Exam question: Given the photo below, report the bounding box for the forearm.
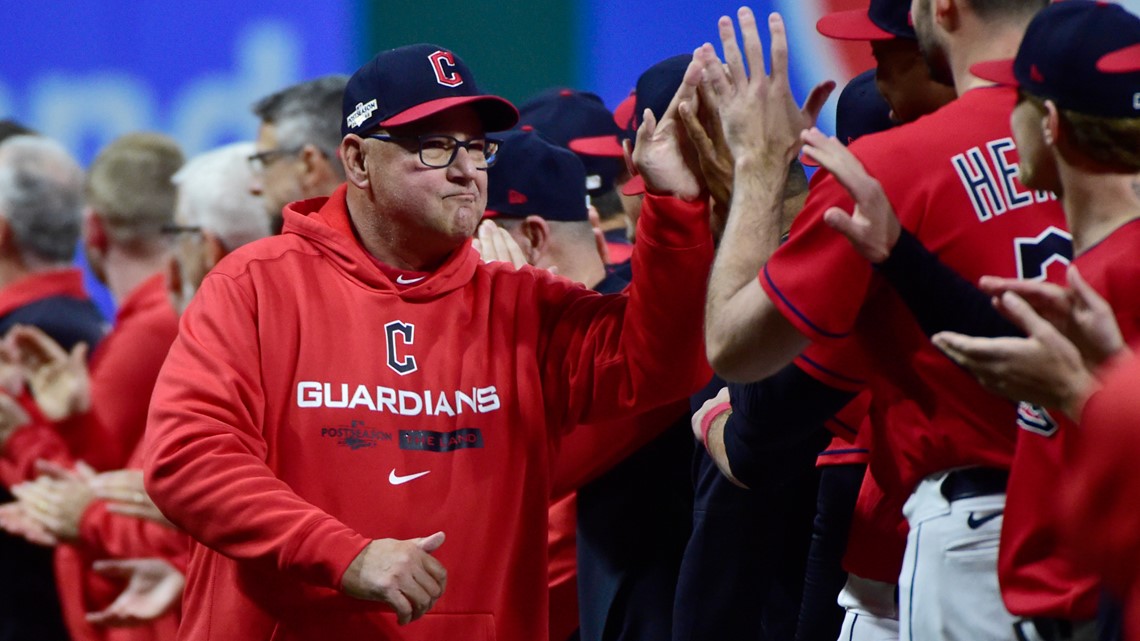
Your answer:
[878,229,1021,339]
[706,158,806,381]
[723,364,856,489]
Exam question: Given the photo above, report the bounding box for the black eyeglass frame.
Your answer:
[246,147,304,172]
[365,134,501,169]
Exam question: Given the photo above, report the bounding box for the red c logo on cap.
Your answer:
[428,50,463,87]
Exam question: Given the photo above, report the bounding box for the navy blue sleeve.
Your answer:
[875,228,1022,339]
[722,364,855,489]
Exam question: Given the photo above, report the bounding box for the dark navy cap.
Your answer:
[485,129,588,222]
[817,0,914,41]
[802,68,895,167]
[837,68,896,145]
[622,54,691,195]
[972,1,1140,119]
[569,91,637,158]
[518,88,624,196]
[342,44,519,137]
[634,54,691,127]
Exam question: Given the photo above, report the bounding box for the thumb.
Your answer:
[74,460,97,482]
[416,531,446,553]
[70,342,88,366]
[822,206,859,240]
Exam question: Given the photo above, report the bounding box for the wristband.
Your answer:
[699,401,732,447]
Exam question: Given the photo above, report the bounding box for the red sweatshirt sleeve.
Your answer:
[143,272,369,590]
[76,501,189,569]
[550,399,688,499]
[540,194,713,430]
[0,412,74,487]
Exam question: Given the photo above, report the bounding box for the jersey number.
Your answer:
[1014,226,1072,281]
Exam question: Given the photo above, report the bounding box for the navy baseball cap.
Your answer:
[801,68,895,167]
[342,44,519,137]
[485,129,588,222]
[518,88,624,196]
[972,1,1140,119]
[569,91,638,158]
[622,54,691,196]
[817,0,914,41]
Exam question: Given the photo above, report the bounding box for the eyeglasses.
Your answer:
[247,147,302,173]
[160,224,203,236]
[366,134,501,169]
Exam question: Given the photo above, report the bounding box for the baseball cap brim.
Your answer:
[971,59,1017,87]
[1098,43,1140,73]
[620,174,646,196]
[381,95,520,131]
[570,134,625,157]
[817,10,894,41]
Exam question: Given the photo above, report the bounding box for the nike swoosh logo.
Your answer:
[966,510,1003,529]
[395,275,425,285]
[389,469,430,485]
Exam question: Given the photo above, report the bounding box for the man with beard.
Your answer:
[700,2,1061,639]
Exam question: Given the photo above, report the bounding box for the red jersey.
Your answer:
[761,86,1069,495]
[1063,350,1140,639]
[999,218,1140,619]
[143,186,713,641]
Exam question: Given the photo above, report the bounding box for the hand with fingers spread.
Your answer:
[472,220,529,268]
[4,324,90,422]
[341,532,448,625]
[86,558,185,627]
[698,9,834,171]
[627,55,706,201]
[979,266,1125,367]
[13,460,97,541]
[677,85,734,230]
[932,291,1099,419]
[90,468,174,528]
[801,127,901,263]
[0,500,58,546]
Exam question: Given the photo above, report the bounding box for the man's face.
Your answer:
[364,106,488,252]
[911,0,954,87]
[168,209,210,315]
[249,122,303,234]
[1009,98,1057,193]
[872,38,957,123]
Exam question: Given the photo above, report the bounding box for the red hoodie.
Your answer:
[143,186,712,641]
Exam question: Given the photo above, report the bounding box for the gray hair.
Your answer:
[0,135,84,265]
[173,142,271,251]
[252,75,348,178]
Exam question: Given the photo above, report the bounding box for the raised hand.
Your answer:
[801,127,901,263]
[86,558,186,626]
[90,468,174,528]
[4,325,90,422]
[698,8,834,171]
[932,292,1099,418]
[628,55,706,202]
[980,266,1125,367]
[677,83,734,236]
[341,532,448,625]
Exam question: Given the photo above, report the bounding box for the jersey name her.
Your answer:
[951,136,1055,222]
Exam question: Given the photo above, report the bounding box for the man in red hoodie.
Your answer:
[143,44,714,641]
